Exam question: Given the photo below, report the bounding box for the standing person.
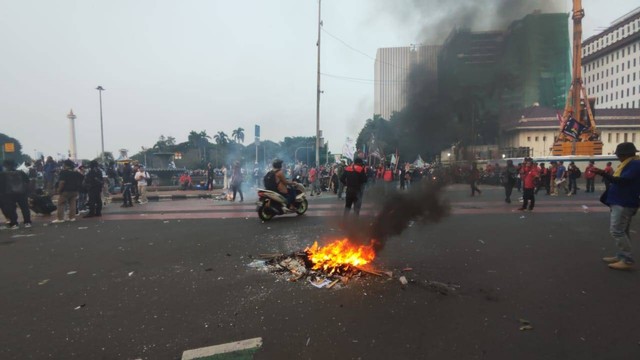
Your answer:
[469,162,482,196]
[76,165,88,214]
[230,161,244,202]
[340,158,367,216]
[584,160,597,193]
[549,161,558,195]
[535,162,550,195]
[336,160,346,199]
[594,142,640,271]
[134,165,149,204]
[554,161,568,195]
[221,165,229,190]
[308,166,320,196]
[502,159,517,203]
[84,160,104,218]
[0,160,31,229]
[53,160,84,223]
[515,163,523,193]
[132,164,140,204]
[120,162,134,208]
[519,158,539,211]
[43,156,57,193]
[602,161,614,191]
[567,162,580,196]
[206,163,215,191]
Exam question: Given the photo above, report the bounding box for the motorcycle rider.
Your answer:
[270,159,297,211]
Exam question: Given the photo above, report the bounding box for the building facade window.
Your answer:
[608,133,612,143]
[616,133,620,142]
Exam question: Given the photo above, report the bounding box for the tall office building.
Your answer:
[582,7,640,109]
[374,45,440,120]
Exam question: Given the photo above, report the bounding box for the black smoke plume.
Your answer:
[340,181,450,252]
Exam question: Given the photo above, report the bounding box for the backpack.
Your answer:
[263,170,278,191]
[574,168,582,178]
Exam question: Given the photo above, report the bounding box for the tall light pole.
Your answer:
[96,86,105,165]
[315,0,322,167]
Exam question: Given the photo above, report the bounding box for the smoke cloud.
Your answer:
[340,181,450,252]
[373,0,565,44]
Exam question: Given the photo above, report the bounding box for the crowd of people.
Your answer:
[1,142,638,273]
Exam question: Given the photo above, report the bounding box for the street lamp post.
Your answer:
[315,0,322,167]
[96,86,105,165]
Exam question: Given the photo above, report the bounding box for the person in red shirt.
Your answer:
[584,160,597,193]
[519,158,540,211]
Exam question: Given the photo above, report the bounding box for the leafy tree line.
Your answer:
[130,129,330,169]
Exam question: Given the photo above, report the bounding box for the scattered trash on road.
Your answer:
[478,239,485,244]
[74,304,86,310]
[128,271,134,277]
[399,276,408,285]
[38,279,50,285]
[67,271,77,275]
[11,234,36,238]
[163,221,170,223]
[519,318,533,331]
[77,227,88,230]
[308,278,332,288]
[581,205,589,213]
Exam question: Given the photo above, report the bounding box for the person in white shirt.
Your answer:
[134,165,150,204]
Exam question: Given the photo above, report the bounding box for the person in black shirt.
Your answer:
[53,160,84,223]
[340,158,368,216]
[84,161,104,217]
[1,160,31,229]
[206,163,215,191]
[120,162,134,207]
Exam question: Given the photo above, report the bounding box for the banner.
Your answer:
[342,137,356,160]
[562,117,587,139]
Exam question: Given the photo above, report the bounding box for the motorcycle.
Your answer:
[256,183,308,221]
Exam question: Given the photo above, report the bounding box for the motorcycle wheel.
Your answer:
[257,203,275,221]
[296,199,308,216]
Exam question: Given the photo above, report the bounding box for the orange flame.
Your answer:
[305,238,376,271]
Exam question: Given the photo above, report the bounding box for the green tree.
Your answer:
[214,131,229,145]
[231,127,245,144]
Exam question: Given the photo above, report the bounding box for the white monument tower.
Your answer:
[67,109,78,161]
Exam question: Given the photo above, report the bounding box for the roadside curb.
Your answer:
[110,193,219,202]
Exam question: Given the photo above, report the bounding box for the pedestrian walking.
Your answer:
[554,161,568,196]
[206,163,215,191]
[567,161,580,195]
[549,161,558,195]
[594,142,640,271]
[336,160,345,199]
[519,157,539,211]
[602,161,614,191]
[535,162,550,195]
[469,162,482,196]
[230,161,244,202]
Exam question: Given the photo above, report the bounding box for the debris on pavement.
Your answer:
[519,318,533,331]
[77,227,88,230]
[308,278,332,288]
[11,234,37,238]
[399,276,409,285]
[128,271,134,277]
[74,304,86,310]
[38,279,50,285]
[66,271,77,275]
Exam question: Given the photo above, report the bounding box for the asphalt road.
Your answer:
[1,185,639,360]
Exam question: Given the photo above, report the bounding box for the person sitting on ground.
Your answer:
[179,172,192,190]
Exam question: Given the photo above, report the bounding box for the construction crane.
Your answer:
[552,0,603,156]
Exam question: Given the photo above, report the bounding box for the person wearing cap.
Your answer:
[594,142,640,271]
[53,159,84,223]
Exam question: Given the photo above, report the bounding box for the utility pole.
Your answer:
[315,0,322,167]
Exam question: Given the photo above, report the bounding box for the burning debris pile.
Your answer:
[256,238,385,289]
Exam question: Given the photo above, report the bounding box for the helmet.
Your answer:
[272,159,283,169]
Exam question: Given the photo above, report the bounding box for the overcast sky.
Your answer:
[1,0,637,160]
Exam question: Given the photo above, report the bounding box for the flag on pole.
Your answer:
[342,137,356,161]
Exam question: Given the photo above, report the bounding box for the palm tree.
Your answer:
[214,131,229,145]
[231,127,245,144]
